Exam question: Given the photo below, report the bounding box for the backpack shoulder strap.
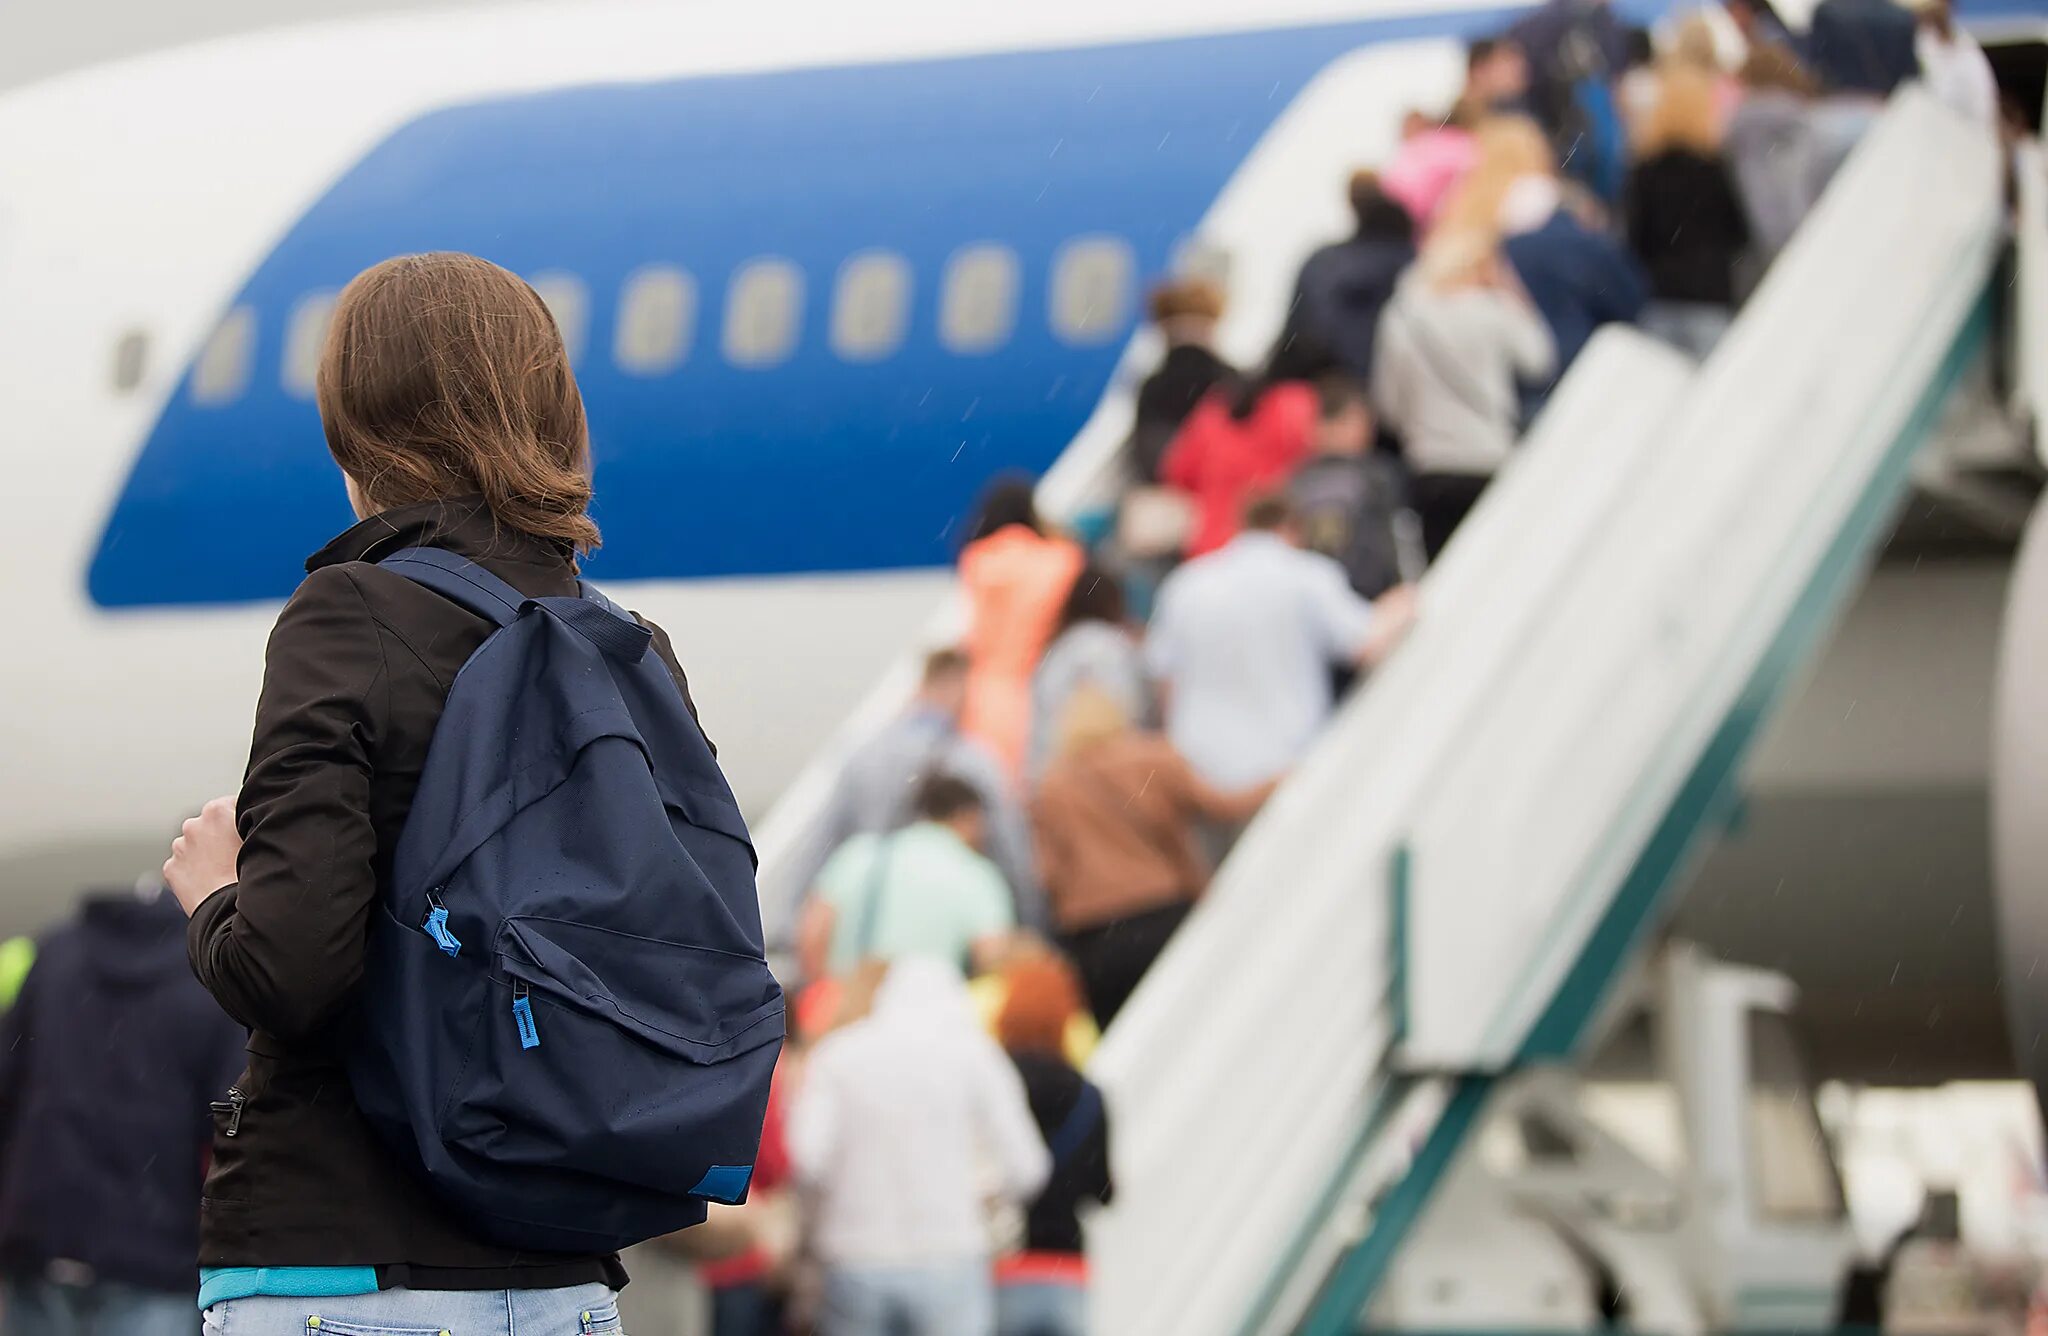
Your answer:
[378,547,527,628]
[1047,1079,1104,1166]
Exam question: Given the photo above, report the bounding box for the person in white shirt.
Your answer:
[1146,493,1417,790]
[1911,0,2001,129]
[788,958,1050,1336]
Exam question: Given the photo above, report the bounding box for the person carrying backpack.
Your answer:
[162,252,781,1336]
[1285,377,1409,599]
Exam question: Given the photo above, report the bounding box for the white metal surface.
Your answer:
[1087,92,2002,1336]
[1399,91,2004,1072]
[1083,329,1695,1336]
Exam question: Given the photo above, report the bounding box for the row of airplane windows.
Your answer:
[135,237,1142,407]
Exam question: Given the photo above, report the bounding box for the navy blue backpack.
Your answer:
[347,547,784,1254]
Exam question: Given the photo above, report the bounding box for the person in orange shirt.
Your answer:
[1159,376,1317,558]
[957,477,1084,779]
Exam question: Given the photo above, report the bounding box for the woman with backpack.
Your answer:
[161,252,756,1335]
[992,952,1114,1336]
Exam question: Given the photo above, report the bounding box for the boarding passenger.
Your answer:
[1270,172,1417,383]
[1031,689,1275,1026]
[1458,34,1535,122]
[1626,65,1751,360]
[1373,233,1555,558]
[0,886,243,1336]
[1508,0,1632,201]
[1616,26,1662,132]
[798,775,1018,983]
[1146,493,1417,791]
[1127,278,1235,484]
[807,648,1042,928]
[1028,564,1149,784]
[1912,0,2000,129]
[958,477,1086,781]
[1161,376,1317,558]
[1725,46,1823,275]
[1441,117,1647,389]
[1806,0,1919,188]
[992,954,1114,1336]
[159,252,708,1333]
[1807,0,1921,97]
[788,959,1049,1336]
[1286,377,1408,599]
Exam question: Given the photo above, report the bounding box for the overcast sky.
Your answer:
[0,0,495,90]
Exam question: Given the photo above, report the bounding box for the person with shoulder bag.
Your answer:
[163,252,782,1336]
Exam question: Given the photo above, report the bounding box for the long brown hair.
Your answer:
[317,252,601,555]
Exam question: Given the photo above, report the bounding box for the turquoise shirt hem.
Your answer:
[198,1266,380,1311]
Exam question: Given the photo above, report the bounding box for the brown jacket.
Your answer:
[1032,732,1256,933]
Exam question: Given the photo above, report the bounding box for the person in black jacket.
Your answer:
[1127,277,1233,483]
[1626,65,1753,360]
[991,953,1112,1336]
[0,886,243,1336]
[160,253,710,1336]
[1268,170,1417,385]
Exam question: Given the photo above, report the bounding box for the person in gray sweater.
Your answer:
[1372,234,1555,558]
[1725,45,1823,283]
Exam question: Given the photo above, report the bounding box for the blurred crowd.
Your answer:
[727,3,2023,1334]
[0,1,2027,1334]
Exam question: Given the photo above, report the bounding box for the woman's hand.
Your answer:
[165,796,242,916]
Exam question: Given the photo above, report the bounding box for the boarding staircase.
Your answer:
[751,89,2013,1334]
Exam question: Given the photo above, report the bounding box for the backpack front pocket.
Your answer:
[440,916,784,1200]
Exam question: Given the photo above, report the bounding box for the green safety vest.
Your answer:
[0,936,34,1011]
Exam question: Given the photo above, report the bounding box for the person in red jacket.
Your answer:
[1159,376,1317,558]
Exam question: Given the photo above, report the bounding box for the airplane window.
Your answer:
[830,251,912,362]
[281,292,337,399]
[614,265,696,376]
[939,244,1019,355]
[723,258,804,368]
[191,306,255,406]
[110,330,149,394]
[527,272,589,364]
[1050,236,1134,345]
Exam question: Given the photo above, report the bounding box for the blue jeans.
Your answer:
[820,1262,992,1336]
[3,1278,198,1336]
[199,1284,620,1335]
[995,1279,1086,1336]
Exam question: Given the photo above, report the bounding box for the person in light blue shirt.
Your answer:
[1147,492,1417,790]
[798,774,1018,981]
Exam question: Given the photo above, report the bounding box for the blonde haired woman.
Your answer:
[1436,115,1646,388]
[1433,115,1558,251]
[1372,229,1555,557]
[1029,688,1272,1026]
[1625,63,1751,359]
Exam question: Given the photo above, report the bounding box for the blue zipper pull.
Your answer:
[511,980,540,1050]
[422,890,461,958]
